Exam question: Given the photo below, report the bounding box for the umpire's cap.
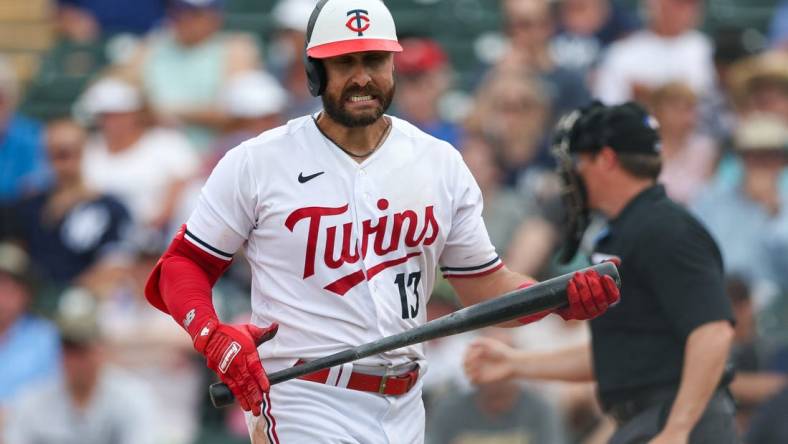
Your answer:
[568,101,661,156]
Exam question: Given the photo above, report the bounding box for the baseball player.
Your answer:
[144,1,620,442]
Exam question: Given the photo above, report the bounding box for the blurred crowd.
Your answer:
[1,0,788,443]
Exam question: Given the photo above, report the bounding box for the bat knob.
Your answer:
[209,382,235,408]
[594,261,621,288]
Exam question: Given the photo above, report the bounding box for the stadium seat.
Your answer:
[19,40,108,121]
[705,0,779,33]
[0,0,52,22]
[223,13,273,36]
[0,23,54,52]
[224,0,276,14]
[4,52,41,86]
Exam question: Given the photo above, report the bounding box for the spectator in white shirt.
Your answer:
[78,76,199,231]
[593,0,715,105]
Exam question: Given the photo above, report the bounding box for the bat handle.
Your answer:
[209,382,234,408]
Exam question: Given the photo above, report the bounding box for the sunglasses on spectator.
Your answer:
[493,99,543,113]
[506,18,549,30]
[739,150,788,161]
[48,145,82,161]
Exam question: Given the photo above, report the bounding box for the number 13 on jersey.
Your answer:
[394,271,421,319]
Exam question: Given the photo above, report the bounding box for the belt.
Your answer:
[605,386,677,425]
[606,386,732,426]
[605,365,736,425]
[295,360,420,396]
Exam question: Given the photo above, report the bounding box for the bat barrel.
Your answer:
[209,262,619,408]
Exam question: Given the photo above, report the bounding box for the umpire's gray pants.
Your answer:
[609,389,740,444]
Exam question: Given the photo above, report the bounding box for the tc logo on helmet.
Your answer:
[346,9,370,36]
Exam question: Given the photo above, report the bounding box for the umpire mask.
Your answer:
[551,109,590,265]
[551,101,661,263]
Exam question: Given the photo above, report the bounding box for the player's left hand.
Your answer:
[193,320,279,416]
[557,269,620,321]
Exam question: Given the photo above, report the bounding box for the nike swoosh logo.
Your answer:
[298,171,325,184]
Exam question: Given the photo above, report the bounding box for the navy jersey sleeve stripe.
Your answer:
[440,256,500,272]
[185,229,233,259]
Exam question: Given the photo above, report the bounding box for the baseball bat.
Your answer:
[209,261,620,408]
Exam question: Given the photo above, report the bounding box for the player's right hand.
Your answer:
[192,320,279,416]
[463,337,518,385]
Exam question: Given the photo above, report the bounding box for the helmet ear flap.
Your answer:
[304,0,331,97]
[305,54,327,97]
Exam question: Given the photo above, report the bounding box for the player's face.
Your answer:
[321,51,396,128]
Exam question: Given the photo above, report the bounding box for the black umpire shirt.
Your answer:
[590,185,734,407]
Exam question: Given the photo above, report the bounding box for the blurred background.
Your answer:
[0,0,787,443]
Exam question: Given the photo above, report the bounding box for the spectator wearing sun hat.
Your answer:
[691,113,788,291]
[170,70,288,250]
[222,71,287,132]
[728,51,788,122]
[78,76,199,231]
[212,71,288,161]
[269,0,321,119]
[191,70,290,177]
[0,244,61,408]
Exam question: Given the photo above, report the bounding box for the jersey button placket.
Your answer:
[356,168,373,272]
[353,167,386,329]
[353,168,374,285]
[359,169,372,201]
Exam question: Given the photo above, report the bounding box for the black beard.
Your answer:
[322,83,395,128]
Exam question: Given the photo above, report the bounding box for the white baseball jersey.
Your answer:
[185,114,501,371]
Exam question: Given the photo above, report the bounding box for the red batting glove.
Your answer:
[192,320,278,416]
[557,270,619,321]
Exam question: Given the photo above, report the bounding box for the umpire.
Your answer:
[464,102,738,444]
